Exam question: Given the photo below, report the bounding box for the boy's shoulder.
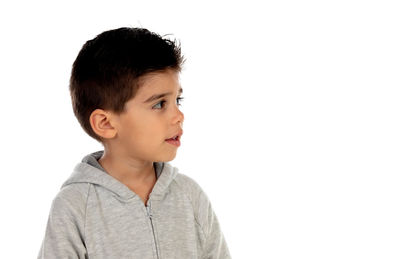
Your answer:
[174,171,200,188]
[173,171,212,210]
[46,183,89,225]
[55,182,90,203]
[173,170,218,240]
[173,171,206,196]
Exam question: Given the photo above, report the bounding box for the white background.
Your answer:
[1,0,399,258]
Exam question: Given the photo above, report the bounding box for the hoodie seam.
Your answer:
[172,178,207,242]
[83,183,90,248]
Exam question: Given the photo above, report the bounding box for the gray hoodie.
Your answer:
[38,150,231,259]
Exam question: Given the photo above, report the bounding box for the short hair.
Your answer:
[69,27,185,144]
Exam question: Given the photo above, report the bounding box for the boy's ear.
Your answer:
[89,109,118,139]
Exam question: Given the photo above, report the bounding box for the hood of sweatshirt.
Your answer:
[61,150,178,201]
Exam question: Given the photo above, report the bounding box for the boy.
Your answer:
[38,27,231,259]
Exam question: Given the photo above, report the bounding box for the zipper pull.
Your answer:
[146,204,153,219]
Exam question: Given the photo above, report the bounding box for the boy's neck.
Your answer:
[98,150,157,188]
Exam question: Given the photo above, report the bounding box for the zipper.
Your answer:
[146,201,160,259]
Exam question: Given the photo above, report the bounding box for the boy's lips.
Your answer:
[165,130,183,141]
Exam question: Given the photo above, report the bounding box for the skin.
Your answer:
[89,69,184,205]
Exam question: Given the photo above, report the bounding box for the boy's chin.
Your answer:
[155,152,177,163]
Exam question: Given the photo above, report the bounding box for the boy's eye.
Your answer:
[153,97,184,109]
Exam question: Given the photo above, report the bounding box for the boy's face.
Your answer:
[108,69,184,162]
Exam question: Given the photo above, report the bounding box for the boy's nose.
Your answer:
[173,106,184,125]
[177,110,184,124]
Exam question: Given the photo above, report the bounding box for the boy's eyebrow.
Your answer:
[144,88,183,103]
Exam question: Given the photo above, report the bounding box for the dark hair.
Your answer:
[69,27,185,144]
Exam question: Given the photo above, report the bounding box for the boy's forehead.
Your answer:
[136,71,181,96]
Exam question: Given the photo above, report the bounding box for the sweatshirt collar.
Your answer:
[62,150,178,201]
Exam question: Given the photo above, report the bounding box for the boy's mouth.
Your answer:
[165,132,182,147]
[166,136,179,141]
[165,130,183,141]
